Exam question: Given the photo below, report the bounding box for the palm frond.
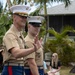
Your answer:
[48,26,74,40]
[12,0,16,5]
[34,0,50,5]
[60,25,74,37]
[50,0,71,7]
[29,5,43,16]
[0,2,3,14]
[48,28,59,38]
[34,0,71,7]
[60,0,71,7]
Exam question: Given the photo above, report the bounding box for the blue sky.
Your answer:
[1,0,6,8]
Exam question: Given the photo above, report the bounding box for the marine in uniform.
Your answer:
[24,16,44,75]
[2,5,41,75]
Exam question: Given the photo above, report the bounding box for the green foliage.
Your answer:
[0,14,13,44]
[44,26,75,66]
[0,2,3,14]
[39,20,46,38]
[34,0,70,6]
[12,0,25,5]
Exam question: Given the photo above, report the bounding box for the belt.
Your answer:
[24,66,43,69]
[38,66,43,69]
[4,63,24,66]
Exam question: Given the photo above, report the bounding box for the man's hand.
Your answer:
[34,34,42,50]
[40,37,43,45]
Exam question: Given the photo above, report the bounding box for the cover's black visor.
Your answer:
[29,22,41,27]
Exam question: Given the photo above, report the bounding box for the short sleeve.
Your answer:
[24,41,35,59]
[3,34,20,51]
[25,41,34,48]
[58,61,61,67]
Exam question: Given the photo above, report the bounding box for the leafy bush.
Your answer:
[44,26,75,66]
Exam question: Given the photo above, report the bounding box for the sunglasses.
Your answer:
[29,23,41,27]
[52,56,55,57]
[31,24,41,27]
[15,13,27,19]
[19,15,27,19]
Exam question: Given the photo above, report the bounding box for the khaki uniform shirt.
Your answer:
[3,25,25,64]
[24,33,43,66]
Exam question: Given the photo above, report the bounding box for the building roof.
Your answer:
[40,1,75,15]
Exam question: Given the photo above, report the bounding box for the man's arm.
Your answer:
[11,47,35,58]
[4,34,41,58]
[11,39,41,58]
[27,58,39,75]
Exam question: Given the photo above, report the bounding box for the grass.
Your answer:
[60,66,75,75]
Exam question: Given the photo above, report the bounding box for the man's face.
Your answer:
[28,24,40,36]
[14,14,27,28]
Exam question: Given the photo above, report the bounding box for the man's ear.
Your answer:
[13,14,17,21]
[28,24,30,28]
[13,14,16,18]
[13,15,15,19]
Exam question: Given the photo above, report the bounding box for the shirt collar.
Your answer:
[28,33,34,40]
[10,24,21,37]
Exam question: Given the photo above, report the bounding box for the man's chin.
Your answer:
[34,32,38,36]
[21,24,25,28]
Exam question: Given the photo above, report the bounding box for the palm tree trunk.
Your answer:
[7,0,12,8]
[44,0,48,43]
[44,1,47,16]
[13,0,16,5]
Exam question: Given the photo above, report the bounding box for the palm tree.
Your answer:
[0,2,3,14]
[7,0,12,8]
[44,25,75,65]
[6,0,71,13]
[0,1,13,44]
[6,0,28,9]
[33,0,71,15]
[0,1,3,44]
[31,0,71,43]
